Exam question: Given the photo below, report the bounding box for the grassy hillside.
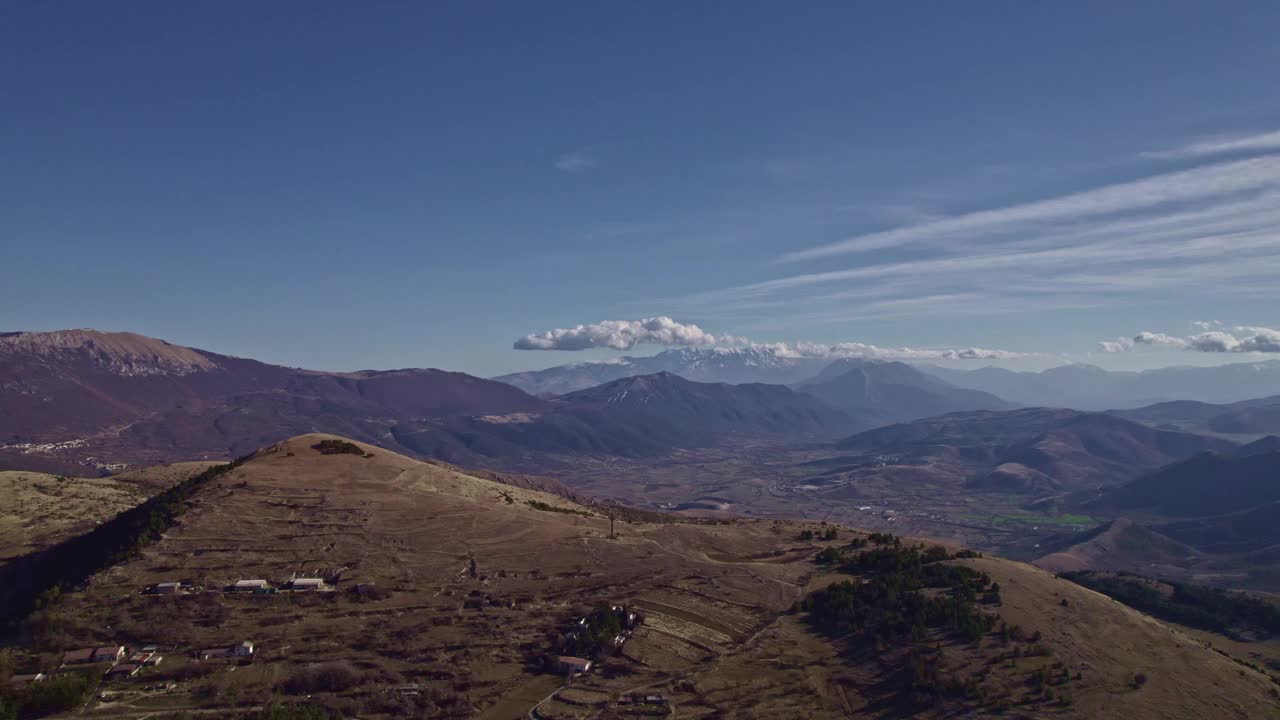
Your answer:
[0,471,152,561]
[2,435,1276,719]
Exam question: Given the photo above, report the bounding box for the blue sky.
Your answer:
[3,2,1280,375]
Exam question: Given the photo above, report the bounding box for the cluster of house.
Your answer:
[58,645,164,681]
[556,605,644,679]
[47,640,254,682]
[146,577,333,596]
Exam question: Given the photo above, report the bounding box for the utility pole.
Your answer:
[608,508,616,539]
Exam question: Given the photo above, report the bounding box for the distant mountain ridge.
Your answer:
[493,346,827,395]
[797,358,1012,424]
[925,360,1280,409]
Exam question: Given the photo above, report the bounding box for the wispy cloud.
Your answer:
[1141,129,1280,160]
[555,148,597,173]
[780,156,1280,262]
[667,149,1280,334]
[1100,325,1280,354]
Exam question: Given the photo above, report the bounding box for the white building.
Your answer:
[233,579,269,592]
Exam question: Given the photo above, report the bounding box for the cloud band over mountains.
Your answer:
[515,317,1029,359]
[514,317,747,351]
[1100,325,1280,354]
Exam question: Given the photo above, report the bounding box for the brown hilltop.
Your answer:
[18,434,1277,719]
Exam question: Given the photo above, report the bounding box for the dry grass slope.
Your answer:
[11,434,1277,719]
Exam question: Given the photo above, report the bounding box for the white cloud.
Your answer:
[515,317,746,351]
[779,155,1280,262]
[1100,326,1280,354]
[515,318,1029,359]
[555,148,596,173]
[1142,129,1280,160]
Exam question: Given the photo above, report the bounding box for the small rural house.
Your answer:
[8,673,46,686]
[153,582,182,594]
[557,656,592,676]
[129,651,162,666]
[233,641,255,657]
[92,646,126,663]
[106,663,141,679]
[61,648,97,665]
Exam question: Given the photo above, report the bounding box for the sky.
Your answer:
[3,2,1280,376]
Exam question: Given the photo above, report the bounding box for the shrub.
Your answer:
[311,440,364,456]
[283,662,361,694]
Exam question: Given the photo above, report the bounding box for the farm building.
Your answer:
[289,577,326,591]
[8,673,45,686]
[232,579,270,592]
[233,641,255,657]
[557,656,592,676]
[153,582,182,594]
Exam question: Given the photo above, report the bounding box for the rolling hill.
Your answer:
[833,408,1235,492]
[2,434,1274,719]
[1032,450,1280,590]
[1113,394,1280,437]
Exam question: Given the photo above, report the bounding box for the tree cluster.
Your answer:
[1062,571,1280,638]
[800,545,998,647]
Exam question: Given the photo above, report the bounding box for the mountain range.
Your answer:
[498,345,1280,411]
[0,330,853,474]
[493,345,826,395]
